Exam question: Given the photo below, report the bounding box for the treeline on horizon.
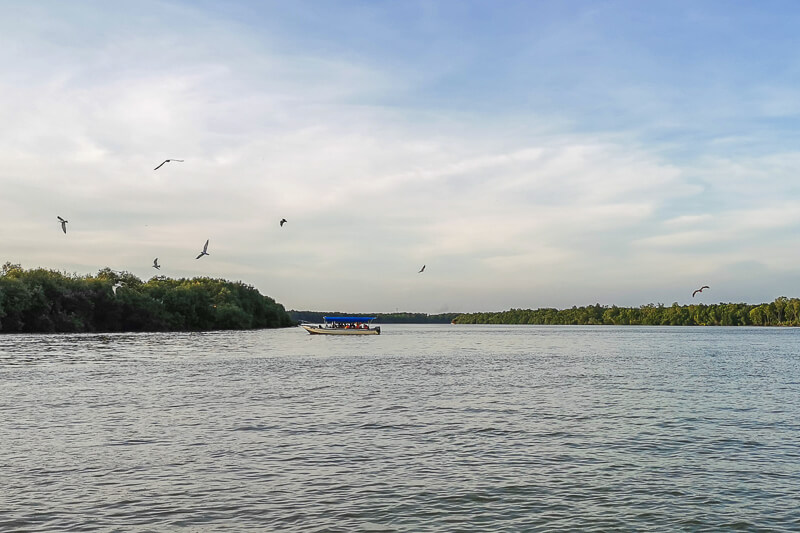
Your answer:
[0,263,294,333]
[290,310,460,324]
[453,298,800,326]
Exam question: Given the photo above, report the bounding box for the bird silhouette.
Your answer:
[57,216,68,234]
[153,258,161,270]
[418,265,426,273]
[154,159,184,170]
[692,285,710,297]
[280,218,287,227]
[196,239,210,259]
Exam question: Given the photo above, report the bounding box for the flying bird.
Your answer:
[57,216,68,234]
[196,239,210,259]
[111,282,123,296]
[154,159,184,171]
[692,285,710,297]
[280,218,287,227]
[153,258,160,270]
[418,265,426,273]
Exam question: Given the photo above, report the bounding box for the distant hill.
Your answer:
[0,263,294,333]
[290,310,460,324]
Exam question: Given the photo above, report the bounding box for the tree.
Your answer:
[0,265,293,333]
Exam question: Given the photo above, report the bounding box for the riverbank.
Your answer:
[290,310,460,324]
[0,264,294,333]
[453,298,800,326]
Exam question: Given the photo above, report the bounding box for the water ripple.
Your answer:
[1,325,799,531]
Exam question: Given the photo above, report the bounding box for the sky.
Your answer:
[3,0,800,313]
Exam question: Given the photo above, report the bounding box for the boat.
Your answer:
[301,316,381,335]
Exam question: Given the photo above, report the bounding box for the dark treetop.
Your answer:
[290,310,460,324]
[0,263,294,333]
[453,299,800,326]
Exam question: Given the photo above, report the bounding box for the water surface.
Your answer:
[1,325,799,531]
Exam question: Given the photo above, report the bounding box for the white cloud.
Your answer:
[3,2,800,311]
[663,214,713,227]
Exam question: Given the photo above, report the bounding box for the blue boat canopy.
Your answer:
[323,316,376,322]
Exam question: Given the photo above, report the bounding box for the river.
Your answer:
[1,325,798,531]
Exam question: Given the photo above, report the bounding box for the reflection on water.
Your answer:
[1,325,799,531]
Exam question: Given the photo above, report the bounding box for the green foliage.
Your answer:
[289,310,460,324]
[452,298,800,327]
[0,265,293,333]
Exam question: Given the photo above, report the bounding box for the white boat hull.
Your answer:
[302,325,380,335]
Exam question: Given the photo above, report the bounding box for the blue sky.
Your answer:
[2,1,800,312]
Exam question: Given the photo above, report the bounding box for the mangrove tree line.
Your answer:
[453,299,800,326]
[0,263,294,333]
[290,310,460,324]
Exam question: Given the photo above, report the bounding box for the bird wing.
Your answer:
[692,290,699,297]
[419,265,425,272]
[701,285,709,290]
[203,239,209,252]
[173,159,184,162]
[153,258,158,267]
[57,216,65,222]
[154,160,167,170]
[196,252,204,259]
[61,224,67,234]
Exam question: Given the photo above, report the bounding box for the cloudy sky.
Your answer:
[3,1,800,313]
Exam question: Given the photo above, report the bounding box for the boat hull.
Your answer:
[302,325,380,335]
